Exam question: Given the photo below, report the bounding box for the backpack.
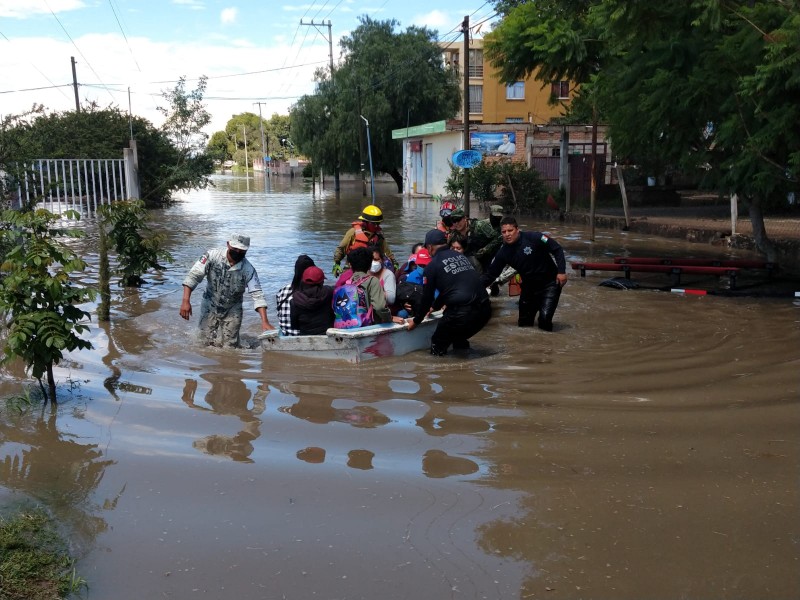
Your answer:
[332,274,374,329]
[395,281,424,314]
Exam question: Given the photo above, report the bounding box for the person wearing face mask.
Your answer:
[179,233,274,348]
[368,246,397,306]
[333,246,396,306]
[446,208,502,275]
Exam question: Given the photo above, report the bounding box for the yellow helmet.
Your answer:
[359,204,383,223]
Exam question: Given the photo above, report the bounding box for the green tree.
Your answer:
[99,199,173,287]
[291,16,461,192]
[207,130,231,163]
[2,103,212,207]
[0,209,94,403]
[486,0,800,259]
[224,112,264,168]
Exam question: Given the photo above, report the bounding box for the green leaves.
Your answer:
[98,199,173,287]
[0,207,94,399]
[290,16,460,186]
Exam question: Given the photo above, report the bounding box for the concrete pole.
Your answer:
[71,57,80,112]
[462,15,471,219]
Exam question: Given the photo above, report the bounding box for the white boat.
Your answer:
[258,311,443,363]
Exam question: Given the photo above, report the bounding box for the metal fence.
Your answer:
[11,158,129,216]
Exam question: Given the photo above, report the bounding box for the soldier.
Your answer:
[179,234,274,347]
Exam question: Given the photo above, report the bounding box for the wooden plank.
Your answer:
[613,257,772,270]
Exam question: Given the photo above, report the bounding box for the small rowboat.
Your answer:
[259,311,443,363]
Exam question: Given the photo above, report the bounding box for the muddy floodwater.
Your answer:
[1,175,798,599]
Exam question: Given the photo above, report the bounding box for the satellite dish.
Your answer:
[452,149,483,169]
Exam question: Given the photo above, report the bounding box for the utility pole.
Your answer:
[360,115,375,204]
[254,101,269,177]
[301,19,339,194]
[462,16,471,218]
[242,125,248,173]
[71,56,80,112]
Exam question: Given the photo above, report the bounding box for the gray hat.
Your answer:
[228,234,250,251]
[490,205,504,217]
[424,229,447,246]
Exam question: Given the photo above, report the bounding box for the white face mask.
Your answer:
[370,260,382,273]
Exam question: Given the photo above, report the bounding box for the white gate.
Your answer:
[11,144,139,216]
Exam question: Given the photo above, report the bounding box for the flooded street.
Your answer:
[1,174,798,599]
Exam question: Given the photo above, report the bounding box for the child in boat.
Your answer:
[290,266,334,335]
[334,247,391,326]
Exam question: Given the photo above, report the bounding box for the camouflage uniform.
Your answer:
[183,248,268,348]
[449,218,502,272]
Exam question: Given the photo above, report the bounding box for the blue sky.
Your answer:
[1,0,496,134]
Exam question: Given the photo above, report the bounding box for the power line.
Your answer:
[43,0,116,104]
[107,0,141,71]
[0,30,72,100]
[0,83,74,95]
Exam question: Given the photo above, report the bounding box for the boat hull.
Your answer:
[259,312,442,363]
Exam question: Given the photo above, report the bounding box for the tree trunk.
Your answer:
[98,217,110,322]
[389,168,403,193]
[46,363,57,404]
[746,195,777,262]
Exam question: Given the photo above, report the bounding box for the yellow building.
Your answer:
[440,38,573,125]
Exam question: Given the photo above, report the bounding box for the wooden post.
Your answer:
[617,166,631,230]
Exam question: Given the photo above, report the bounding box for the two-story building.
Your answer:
[394,38,609,202]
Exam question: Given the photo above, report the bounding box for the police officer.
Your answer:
[404,229,491,355]
[481,216,567,331]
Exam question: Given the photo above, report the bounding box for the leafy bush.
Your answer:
[0,208,94,402]
[496,161,547,212]
[99,199,173,287]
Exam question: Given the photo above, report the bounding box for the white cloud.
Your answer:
[1,32,329,134]
[172,0,205,7]
[221,7,238,24]
[411,9,450,29]
[0,0,86,18]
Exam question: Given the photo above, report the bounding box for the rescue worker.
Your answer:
[402,229,491,356]
[332,205,394,276]
[446,208,501,274]
[480,216,568,331]
[180,234,275,348]
[436,200,458,233]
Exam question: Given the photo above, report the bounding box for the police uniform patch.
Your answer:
[541,234,549,243]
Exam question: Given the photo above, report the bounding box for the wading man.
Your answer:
[180,234,274,347]
[481,216,567,331]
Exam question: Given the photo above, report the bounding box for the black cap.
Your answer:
[424,229,447,246]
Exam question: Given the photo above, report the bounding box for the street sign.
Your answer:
[452,149,483,169]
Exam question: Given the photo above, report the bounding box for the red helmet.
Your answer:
[439,200,457,217]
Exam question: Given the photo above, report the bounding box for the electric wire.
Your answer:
[107,0,141,71]
[0,30,71,100]
[43,0,117,104]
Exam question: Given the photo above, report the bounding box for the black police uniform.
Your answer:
[414,248,491,355]
[481,231,566,331]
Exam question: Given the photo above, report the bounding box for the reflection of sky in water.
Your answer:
[387,379,421,394]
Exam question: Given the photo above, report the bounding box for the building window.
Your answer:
[442,49,459,75]
[506,82,525,100]
[468,49,483,78]
[506,117,524,123]
[551,81,570,99]
[469,85,483,114]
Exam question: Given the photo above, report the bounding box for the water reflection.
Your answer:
[0,408,116,550]
[1,175,795,599]
[181,373,267,463]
